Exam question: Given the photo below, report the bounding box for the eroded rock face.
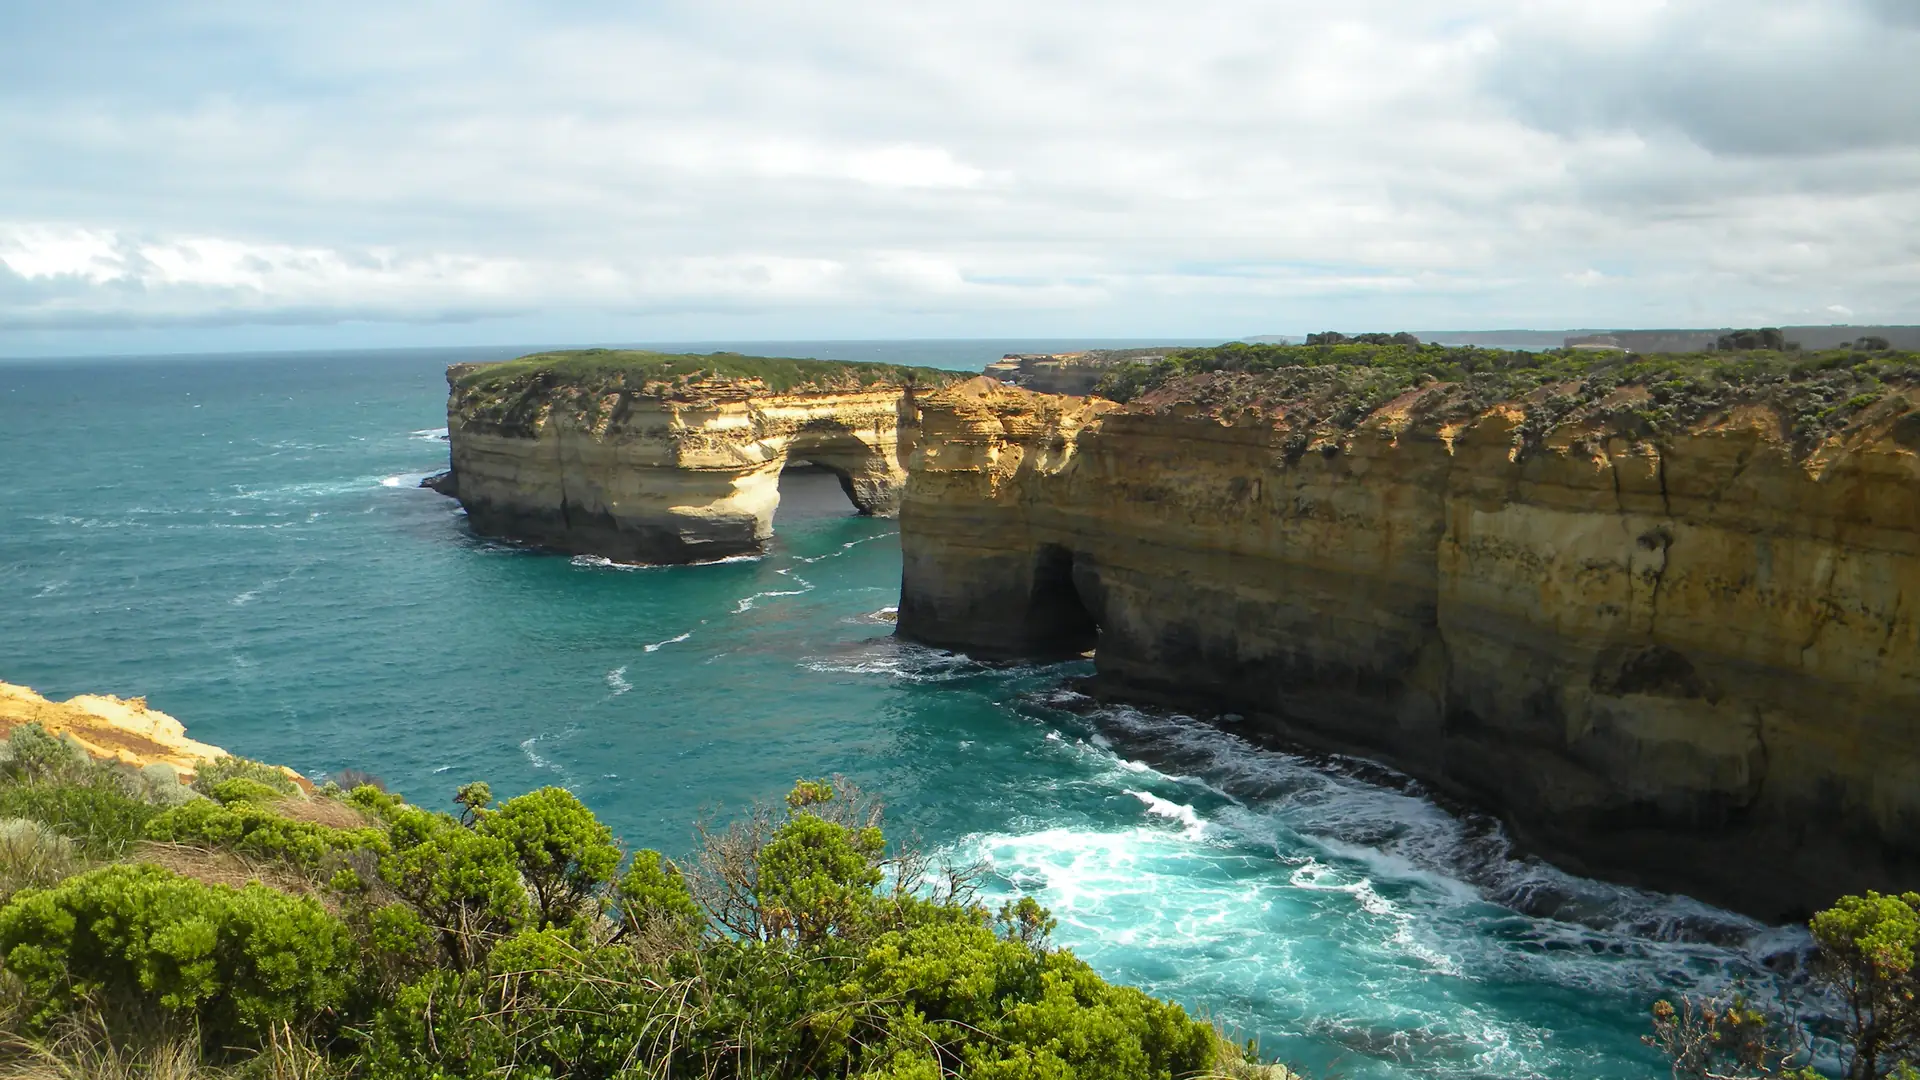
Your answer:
[899,376,1920,919]
[443,368,923,563]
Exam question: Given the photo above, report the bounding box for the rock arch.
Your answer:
[443,386,917,564]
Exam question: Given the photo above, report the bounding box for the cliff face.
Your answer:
[899,376,1920,919]
[443,366,926,563]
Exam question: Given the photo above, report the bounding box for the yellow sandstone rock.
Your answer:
[0,681,229,780]
[441,363,935,563]
[898,376,1920,919]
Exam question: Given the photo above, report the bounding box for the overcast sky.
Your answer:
[2,0,1916,356]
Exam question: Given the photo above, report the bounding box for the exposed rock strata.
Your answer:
[442,365,932,563]
[899,376,1920,919]
[0,681,230,780]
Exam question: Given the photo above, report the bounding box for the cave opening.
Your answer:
[1028,543,1099,657]
[774,460,860,522]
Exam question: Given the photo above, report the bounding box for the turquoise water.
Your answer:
[1,347,1800,1079]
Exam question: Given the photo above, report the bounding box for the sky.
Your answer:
[2,0,1917,356]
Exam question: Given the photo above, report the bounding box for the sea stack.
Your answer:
[435,350,959,564]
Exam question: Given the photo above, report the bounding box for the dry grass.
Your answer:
[0,1013,331,1080]
[263,798,367,831]
[0,819,80,904]
[128,844,320,901]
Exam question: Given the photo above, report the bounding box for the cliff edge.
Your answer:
[0,681,229,780]
[899,343,1920,920]
[438,349,960,563]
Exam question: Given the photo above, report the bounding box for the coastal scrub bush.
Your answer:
[614,848,704,944]
[378,805,526,968]
[0,771,158,859]
[362,780,1219,1080]
[205,777,292,806]
[0,723,93,784]
[0,774,1245,1079]
[0,863,358,1047]
[475,785,619,930]
[191,756,300,798]
[1809,892,1920,1079]
[1093,341,1920,460]
[363,930,661,1080]
[143,798,387,869]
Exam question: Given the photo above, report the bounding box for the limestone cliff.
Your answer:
[438,350,959,563]
[899,372,1920,920]
[0,681,229,780]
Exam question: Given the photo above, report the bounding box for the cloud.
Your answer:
[1485,0,1920,156]
[0,0,1915,349]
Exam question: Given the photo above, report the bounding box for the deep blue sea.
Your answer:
[0,344,1801,1079]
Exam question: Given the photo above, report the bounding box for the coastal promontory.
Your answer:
[898,342,1920,920]
[435,350,960,563]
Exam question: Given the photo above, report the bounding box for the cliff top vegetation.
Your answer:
[453,348,965,399]
[1095,338,1920,460]
[0,721,1285,1080]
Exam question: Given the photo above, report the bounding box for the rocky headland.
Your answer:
[0,681,229,781]
[984,347,1177,396]
[897,342,1920,920]
[435,349,961,563]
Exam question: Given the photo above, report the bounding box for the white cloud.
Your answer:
[0,0,1915,349]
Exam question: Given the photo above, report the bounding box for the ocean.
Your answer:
[0,343,1800,1079]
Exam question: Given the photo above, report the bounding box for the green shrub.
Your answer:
[0,723,93,784]
[364,931,662,1080]
[0,775,1234,1080]
[615,849,703,941]
[755,811,885,945]
[1809,892,1920,1079]
[363,781,1219,1080]
[206,777,291,806]
[191,756,300,798]
[0,863,358,1046]
[476,786,619,930]
[345,783,406,820]
[0,773,158,858]
[1093,341,1920,460]
[134,762,202,808]
[379,806,526,968]
[144,797,387,868]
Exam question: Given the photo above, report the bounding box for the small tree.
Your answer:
[1811,892,1920,1080]
[453,781,492,826]
[478,786,620,930]
[380,805,527,968]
